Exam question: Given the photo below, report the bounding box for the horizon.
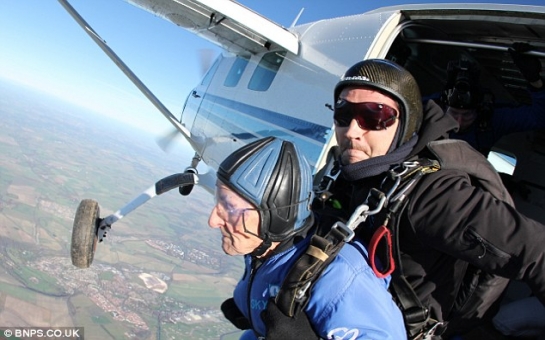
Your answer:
[1,0,543,138]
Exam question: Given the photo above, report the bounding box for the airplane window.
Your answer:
[224,55,250,87]
[201,54,223,87]
[248,51,286,91]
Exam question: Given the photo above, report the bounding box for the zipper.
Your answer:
[465,229,511,259]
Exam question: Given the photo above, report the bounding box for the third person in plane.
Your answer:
[442,43,544,157]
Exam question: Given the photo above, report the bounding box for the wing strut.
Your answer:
[57,0,197,150]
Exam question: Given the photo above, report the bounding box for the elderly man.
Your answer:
[264,59,545,340]
[209,136,406,339]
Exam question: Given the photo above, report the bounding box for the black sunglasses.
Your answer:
[334,100,398,130]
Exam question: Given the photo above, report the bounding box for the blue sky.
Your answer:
[0,0,543,135]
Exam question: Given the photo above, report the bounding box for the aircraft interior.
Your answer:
[383,9,545,227]
[382,9,545,306]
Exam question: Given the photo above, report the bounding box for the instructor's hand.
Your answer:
[261,298,320,340]
[221,298,251,330]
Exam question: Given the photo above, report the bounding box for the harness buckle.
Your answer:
[320,169,340,193]
[315,169,340,205]
[295,281,312,301]
[334,195,387,242]
[331,221,356,242]
[345,203,373,231]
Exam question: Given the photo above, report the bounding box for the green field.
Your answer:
[0,80,243,339]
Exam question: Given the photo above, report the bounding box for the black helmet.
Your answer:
[441,59,482,109]
[217,137,313,243]
[334,59,423,146]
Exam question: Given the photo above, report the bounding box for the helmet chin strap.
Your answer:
[251,237,272,258]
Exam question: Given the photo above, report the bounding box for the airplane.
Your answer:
[59,1,545,338]
[59,0,545,280]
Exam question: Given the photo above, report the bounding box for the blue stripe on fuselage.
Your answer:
[207,94,330,143]
[196,94,332,167]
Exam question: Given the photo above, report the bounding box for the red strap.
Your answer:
[368,225,395,278]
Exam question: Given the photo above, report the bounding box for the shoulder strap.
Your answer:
[274,159,440,320]
[314,146,342,207]
[388,198,446,339]
[366,160,447,339]
[366,158,440,278]
[274,224,351,317]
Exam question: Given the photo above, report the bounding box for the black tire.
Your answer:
[179,169,196,196]
[179,184,194,196]
[71,199,100,268]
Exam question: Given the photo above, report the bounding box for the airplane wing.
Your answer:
[126,0,299,55]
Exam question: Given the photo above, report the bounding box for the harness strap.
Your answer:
[389,269,447,339]
[363,159,444,339]
[275,226,349,317]
[382,161,445,339]
[275,157,442,339]
[367,159,439,279]
[391,275,434,338]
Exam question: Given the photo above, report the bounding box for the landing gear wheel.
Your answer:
[179,169,196,196]
[71,199,100,268]
[179,184,194,196]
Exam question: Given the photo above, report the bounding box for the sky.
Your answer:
[0,0,544,137]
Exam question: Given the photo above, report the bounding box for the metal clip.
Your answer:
[422,321,445,339]
[382,161,419,201]
[331,221,356,242]
[336,196,388,241]
[390,176,419,203]
[384,175,401,201]
[365,193,387,216]
[295,281,312,300]
[391,160,420,178]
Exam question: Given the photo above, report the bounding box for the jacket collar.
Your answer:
[410,100,459,158]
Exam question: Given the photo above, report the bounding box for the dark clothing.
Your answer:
[450,86,545,155]
[326,100,545,338]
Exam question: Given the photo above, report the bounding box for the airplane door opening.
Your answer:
[180,54,223,144]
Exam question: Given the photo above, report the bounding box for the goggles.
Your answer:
[214,191,310,239]
[214,192,260,238]
[334,100,398,131]
[214,191,250,222]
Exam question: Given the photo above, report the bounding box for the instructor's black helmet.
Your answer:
[217,137,313,242]
[334,59,423,146]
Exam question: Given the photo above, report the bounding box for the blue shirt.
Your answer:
[234,236,407,339]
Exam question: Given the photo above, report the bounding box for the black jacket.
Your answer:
[326,100,545,337]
